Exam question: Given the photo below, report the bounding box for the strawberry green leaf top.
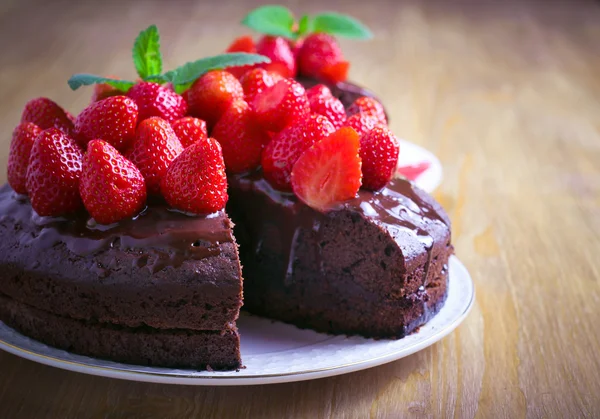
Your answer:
[67,74,135,92]
[311,13,373,39]
[132,24,163,79]
[242,5,296,39]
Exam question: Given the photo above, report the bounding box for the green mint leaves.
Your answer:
[132,24,162,79]
[68,25,270,94]
[242,6,373,40]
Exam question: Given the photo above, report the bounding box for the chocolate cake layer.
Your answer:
[0,293,241,370]
[227,176,452,338]
[0,184,243,331]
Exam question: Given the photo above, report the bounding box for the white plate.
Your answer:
[0,256,473,386]
[397,139,442,193]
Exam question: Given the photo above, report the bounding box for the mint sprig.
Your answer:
[242,5,296,39]
[133,24,162,79]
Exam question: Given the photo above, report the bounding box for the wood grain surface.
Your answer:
[1,0,599,417]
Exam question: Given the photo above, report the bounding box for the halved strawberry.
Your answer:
[306,84,346,129]
[251,78,310,133]
[343,113,380,137]
[171,116,208,148]
[256,35,296,78]
[261,114,335,191]
[160,138,228,214]
[26,128,83,216]
[126,117,183,194]
[397,161,431,180]
[240,68,283,103]
[212,100,268,174]
[360,125,400,190]
[127,82,187,123]
[7,122,42,194]
[21,97,74,134]
[80,139,146,224]
[291,127,362,212]
[347,97,387,125]
[226,35,258,78]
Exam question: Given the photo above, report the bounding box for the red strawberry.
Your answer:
[126,117,183,194]
[26,128,83,216]
[160,138,228,214]
[127,82,187,123]
[251,78,310,133]
[21,97,74,134]
[360,126,400,190]
[347,97,387,125]
[186,70,244,130]
[306,84,346,129]
[319,61,350,84]
[289,38,304,60]
[343,113,380,137]
[212,100,268,174]
[298,33,347,82]
[291,127,362,211]
[397,161,431,180]
[256,36,296,78]
[226,35,258,78]
[7,122,42,194]
[172,117,208,148]
[240,68,283,103]
[261,114,335,191]
[80,139,146,224]
[74,96,138,150]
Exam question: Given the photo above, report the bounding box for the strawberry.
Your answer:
[240,68,283,103]
[226,35,258,79]
[397,161,431,180]
[343,113,380,137]
[347,97,387,125]
[298,33,347,82]
[7,122,42,194]
[256,36,296,78]
[291,127,362,212]
[186,70,244,130]
[261,114,335,191]
[360,125,400,190]
[172,117,208,148]
[160,138,228,214]
[306,84,346,129]
[212,99,268,174]
[21,97,74,134]
[126,117,183,194]
[26,128,83,216]
[319,61,350,84]
[127,82,187,123]
[74,96,138,150]
[251,78,310,133]
[80,139,146,224]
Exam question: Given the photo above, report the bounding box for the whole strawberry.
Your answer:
[161,138,228,214]
[251,78,310,133]
[306,84,347,129]
[212,99,268,174]
[74,96,138,150]
[347,97,387,125]
[172,117,208,148]
[261,114,335,191]
[127,82,187,123]
[298,33,349,83]
[360,126,400,190]
[343,113,380,137]
[256,35,296,78]
[80,139,147,224]
[186,70,244,130]
[240,68,283,103]
[21,97,74,134]
[7,122,42,194]
[26,128,83,216]
[126,117,183,194]
[226,35,258,79]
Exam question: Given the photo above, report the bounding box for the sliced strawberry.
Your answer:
[319,60,350,84]
[347,96,387,125]
[80,139,146,224]
[7,122,42,194]
[298,33,346,81]
[160,138,228,214]
[251,78,310,133]
[360,125,400,190]
[226,35,258,78]
[261,114,335,191]
[186,70,244,130]
[306,84,346,129]
[127,82,187,123]
[256,35,296,78]
[74,96,138,150]
[343,113,380,137]
[126,117,183,194]
[21,97,74,134]
[171,116,208,148]
[240,68,283,103]
[26,128,83,216]
[212,99,268,174]
[291,127,362,212]
[397,161,431,180]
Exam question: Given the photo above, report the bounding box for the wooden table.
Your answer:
[1,0,599,417]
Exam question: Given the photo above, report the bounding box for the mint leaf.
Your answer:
[312,13,373,39]
[241,5,296,39]
[67,74,135,91]
[297,15,313,37]
[132,25,162,79]
[164,53,271,89]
